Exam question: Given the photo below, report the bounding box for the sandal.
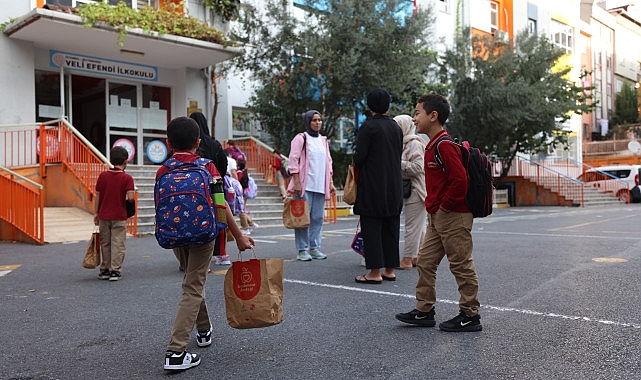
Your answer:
[354,274,382,284]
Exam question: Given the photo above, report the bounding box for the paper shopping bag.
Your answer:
[343,164,357,205]
[82,231,100,269]
[282,198,310,229]
[224,252,284,329]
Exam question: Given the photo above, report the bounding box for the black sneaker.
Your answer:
[395,308,436,327]
[196,326,212,347]
[439,310,482,332]
[164,350,200,371]
[98,270,110,280]
[108,271,121,281]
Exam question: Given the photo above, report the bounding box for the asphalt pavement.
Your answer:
[2,205,641,379]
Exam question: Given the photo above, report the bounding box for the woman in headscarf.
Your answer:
[287,110,336,261]
[394,114,427,269]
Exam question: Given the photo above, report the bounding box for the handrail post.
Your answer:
[39,124,46,179]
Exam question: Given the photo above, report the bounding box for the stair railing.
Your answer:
[0,166,44,244]
[508,155,585,206]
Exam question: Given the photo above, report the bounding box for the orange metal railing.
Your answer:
[224,137,337,223]
[0,166,44,244]
[0,119,138,239]
[508,155,585,206]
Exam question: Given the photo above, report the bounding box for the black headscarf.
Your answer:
[303,110,321,137]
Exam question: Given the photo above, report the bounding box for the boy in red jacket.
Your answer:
[395,94,482,332]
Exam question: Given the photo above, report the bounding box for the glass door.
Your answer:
[107,82,139,163]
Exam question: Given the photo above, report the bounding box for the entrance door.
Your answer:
[107,81,170,165]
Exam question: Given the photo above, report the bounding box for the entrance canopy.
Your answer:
[4,7,242,70]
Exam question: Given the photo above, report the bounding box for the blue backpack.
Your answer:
[154,157,226,249]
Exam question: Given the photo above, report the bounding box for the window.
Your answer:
[550,20,573,54]
[490,1,499,34]
[527,18,537,34]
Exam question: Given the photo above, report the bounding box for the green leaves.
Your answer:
[441,29,596,176]
[76,1,228,47]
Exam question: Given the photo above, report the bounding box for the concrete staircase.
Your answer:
[127,165,286,235]
[582,185,626,206]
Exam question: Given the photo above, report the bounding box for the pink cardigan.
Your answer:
[287,132,334,200]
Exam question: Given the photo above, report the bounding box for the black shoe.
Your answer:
[439,310,482,332]
[164,350,200,371]
[196,326,212,347]
[108,271,121,281]
[98,270,110,280]
[395,308,436,327]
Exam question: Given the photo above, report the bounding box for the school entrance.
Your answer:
[35,70,171,165]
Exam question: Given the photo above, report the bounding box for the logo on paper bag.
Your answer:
[290,200,305,217]
[233,260,261,300]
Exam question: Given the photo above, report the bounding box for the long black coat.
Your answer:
[353,114,403,217]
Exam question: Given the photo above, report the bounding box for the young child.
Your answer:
[157,117,254,372]
[94,146,135,281]
[236,159,258,234]
[271,149,288,200]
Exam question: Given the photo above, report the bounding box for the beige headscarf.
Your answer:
[394,114,426,149]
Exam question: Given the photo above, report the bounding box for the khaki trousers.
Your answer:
[415,211,480,316]
[98,219,127,273]
[167,241,215,352]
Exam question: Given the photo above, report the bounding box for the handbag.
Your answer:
[351,220,365,257]
[282,198,310,229]
[343,164,357,205]
[224,249,284,329]
[82,229,100,269]
[403,179,412,199]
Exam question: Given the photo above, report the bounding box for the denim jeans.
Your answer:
[294,191,325,252]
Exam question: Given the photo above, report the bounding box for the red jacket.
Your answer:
[155,151,220,180]
[424,130,470,214]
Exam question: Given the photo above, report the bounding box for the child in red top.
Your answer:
[94,146,135,281]
[271,149,288,199]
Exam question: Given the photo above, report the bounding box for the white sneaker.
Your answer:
[164,351,200,371]
[196,326,212,347]
[297,251,312,261]
[241,228,251,235]
[309,249,327,260]
[214,255,231,265]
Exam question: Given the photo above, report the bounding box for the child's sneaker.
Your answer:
[98,270,110,280]
[438,310,482,332]
[164,351,200,371]
[214,255,231,265]
[196,326,212,347]
[108,271,121,281]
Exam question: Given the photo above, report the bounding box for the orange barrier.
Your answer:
[0,167,44,244]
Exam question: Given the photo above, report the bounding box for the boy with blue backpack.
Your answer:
[155,117,254,371]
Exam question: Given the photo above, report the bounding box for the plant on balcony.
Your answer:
[76,1,231,47]
[203,0,240,21]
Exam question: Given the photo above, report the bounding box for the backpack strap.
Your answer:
[434,136,456,173]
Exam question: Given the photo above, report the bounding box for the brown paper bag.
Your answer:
[343,164,357,205]
[224,252,284,329]
[82,232,100,269]
[282,198,310,229]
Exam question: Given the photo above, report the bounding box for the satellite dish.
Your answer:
[628,141,641,154]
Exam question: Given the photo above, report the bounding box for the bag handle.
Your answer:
[235,247,258,262]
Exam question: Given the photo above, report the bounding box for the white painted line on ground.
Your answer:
[0,270,11,277]
[474,230,641,240]
[284,279,641,329]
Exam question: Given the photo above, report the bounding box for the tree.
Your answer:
[230,0,436,153]
[611,81,639,127]
[438,29,596,177]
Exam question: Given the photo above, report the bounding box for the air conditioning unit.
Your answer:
[495,30,509,42]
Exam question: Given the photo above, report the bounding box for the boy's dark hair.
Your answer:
[167,117,199,150]
[110,146,129,166]
[273,149,280,155]
[417,94,450,125]
[237,159,246,171]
